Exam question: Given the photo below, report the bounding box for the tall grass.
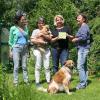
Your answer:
[1,56,100,100]
[0,64,3,100]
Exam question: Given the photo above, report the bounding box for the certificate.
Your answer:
[58,32,68,39]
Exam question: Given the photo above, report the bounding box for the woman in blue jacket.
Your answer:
[72,14,90,90]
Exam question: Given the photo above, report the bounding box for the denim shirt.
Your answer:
[16,31,27,45]
[76,23,90,49]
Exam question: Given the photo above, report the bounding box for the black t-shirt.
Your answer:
[51,26,71,49]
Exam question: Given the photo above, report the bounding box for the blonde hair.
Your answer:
[54,15,64,26]
[42,25,49,29]
[41,25,51,34]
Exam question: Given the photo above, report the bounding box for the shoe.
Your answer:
[36,83,41,87]
[47,82,50,84]
[36,83,43,89]
[76,84,86,90]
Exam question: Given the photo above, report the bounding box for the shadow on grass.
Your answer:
[87,79,92,85]
[89,71,100,80]
[40,79,47,84]
[70,88,76,93]
[93,72,100,80]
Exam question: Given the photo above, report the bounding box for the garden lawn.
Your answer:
[1,63,100,100]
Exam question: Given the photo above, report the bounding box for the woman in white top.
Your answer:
[30,17,52,88]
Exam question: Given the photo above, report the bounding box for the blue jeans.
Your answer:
[51,48,69,73]
[12,44,29,84]
[77,47,89,86]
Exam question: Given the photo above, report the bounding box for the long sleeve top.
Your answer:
[76,23,90,49]
[8,25,28,49]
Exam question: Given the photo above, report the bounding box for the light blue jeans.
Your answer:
[51,48,69,73]
[77,47,89,86]
[12,44,29,84]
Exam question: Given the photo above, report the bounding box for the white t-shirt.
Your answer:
[31,29,40,37]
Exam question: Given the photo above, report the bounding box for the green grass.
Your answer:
[1,59,100,100]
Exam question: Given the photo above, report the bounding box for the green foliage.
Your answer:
[1,1,100,99]
[0,0,37,27]
[88,34,100,70]
[72,0,100,19]
[0,0,100,73]
[87,17,100,70]
[80,0,100,19]
[1,64,100,100]
[89,17,100,34]
[27,0,78,33]
[0,64,3,100]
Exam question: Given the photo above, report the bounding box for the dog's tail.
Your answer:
[37,87,47,92]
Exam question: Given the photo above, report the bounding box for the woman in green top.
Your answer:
[9,10,29,86]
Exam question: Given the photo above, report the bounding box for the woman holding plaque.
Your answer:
[51,15,71,74]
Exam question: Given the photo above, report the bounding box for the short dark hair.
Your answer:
[14,10,26,24]
[80,14,88,23]
[37,17,45,24]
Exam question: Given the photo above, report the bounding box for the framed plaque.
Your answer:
[58,32,68,39]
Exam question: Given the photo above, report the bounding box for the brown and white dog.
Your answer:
[47,60,74,95]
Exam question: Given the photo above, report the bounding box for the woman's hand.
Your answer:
[71,38,79,43]
[67,34,74,39]
[36,32,43,37]
[51,36,59,42]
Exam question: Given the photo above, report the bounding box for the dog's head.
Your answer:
[64,60,74,69]
[42,25,50,33]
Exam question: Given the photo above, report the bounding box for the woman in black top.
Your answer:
[51,15,71,73]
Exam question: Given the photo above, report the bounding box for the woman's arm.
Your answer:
[30,35,47,45]
[42,32,52,42]
[8,27,14,48]
[51,36,59,43]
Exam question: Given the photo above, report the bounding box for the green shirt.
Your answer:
[8,25,28,49]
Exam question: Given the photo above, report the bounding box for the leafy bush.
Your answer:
[28,0,78,32]
[72,0,100,20]
[88,17,100,71]
[0,64,3,100]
